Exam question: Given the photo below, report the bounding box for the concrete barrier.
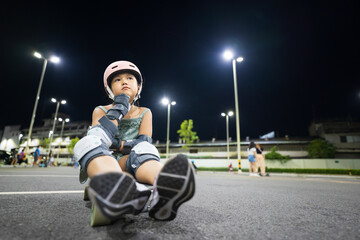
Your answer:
[168,158,360,170]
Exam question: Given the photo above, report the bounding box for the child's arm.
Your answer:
[138,109,153,137]
[109,109,153,153]
[92,107,118,127]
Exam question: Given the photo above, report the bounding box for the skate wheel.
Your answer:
[90,204,112,227]
[83,186,89,201]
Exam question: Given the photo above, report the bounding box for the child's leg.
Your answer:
[136,160,163,185]
[74,117,152,223]
[252,161,258,173]
[118,154,162,185]
[259,156,266,174]
[87,156,122,178]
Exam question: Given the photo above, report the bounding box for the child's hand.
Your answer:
[107,94,131,121]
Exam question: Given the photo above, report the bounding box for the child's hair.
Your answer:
[249,142,256,149]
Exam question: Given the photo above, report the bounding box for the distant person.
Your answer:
[17,149,28,165]
[247,142,259,177]
[33,146,40,166]
[11,148,18,165]
[228,162,233,173]
[256,143,269,177]
[48,150,54,167]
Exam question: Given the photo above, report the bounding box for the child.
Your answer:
[256,143,269,176]
[74,61,195,225]
[247,142,259,177]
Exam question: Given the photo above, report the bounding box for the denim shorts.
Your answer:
[248,155,256,163]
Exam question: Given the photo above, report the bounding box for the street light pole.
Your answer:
[221,111,233,163]
[232,59,242,173]
[223,50,244,173]
[56,118,69,162]
[25,52,60,155]
[25,58,47,154]
[162,98,176,159]
[48,98,66,154]
[166,103,171,159]
[226,114,229,161]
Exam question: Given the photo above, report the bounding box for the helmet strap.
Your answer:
[106,86,114,100]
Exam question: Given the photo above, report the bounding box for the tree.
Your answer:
[307,138,336,158]
[67,137,80,154]
[177,119,199,149]
[40,138,50,149]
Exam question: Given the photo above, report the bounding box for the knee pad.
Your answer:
[126,141,160,177]
[122,134,153,155]
[74,135,114,175]
[87,116,118,147]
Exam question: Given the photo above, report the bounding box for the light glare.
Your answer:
[161,98,169,105]
[51,98,57,103]
[221,113,226,117]
[50,56,60,63]
[34,52,42,59]
[171,101,176,106]
[61,100,66,104]
[236,57,244,62]
[228,111,234,116]
[223,50,234,61]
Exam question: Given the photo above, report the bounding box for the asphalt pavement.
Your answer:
[0,167,359,240]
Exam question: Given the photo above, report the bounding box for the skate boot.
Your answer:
[88,172,151,227]
[149,154,196,221]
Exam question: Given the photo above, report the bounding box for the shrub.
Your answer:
[307,138,336,158]
[265,146,291,162]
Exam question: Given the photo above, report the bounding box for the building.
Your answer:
[0,117,90,160]
[309,120,360,157]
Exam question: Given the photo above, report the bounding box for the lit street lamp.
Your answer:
[161,97,176,159]
[221,111,234,162]
[48,98,66,154]
[25,51,60,154]
[223,49,244,172]
[56,118,70,162]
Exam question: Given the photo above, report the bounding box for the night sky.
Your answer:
[1,1,359,143]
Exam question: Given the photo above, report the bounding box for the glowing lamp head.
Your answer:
[223,50,234,61]
[49,56,60,63]
[161,98,169,105]
[34,52,42,59]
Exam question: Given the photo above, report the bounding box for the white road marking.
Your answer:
[0,190,84,195]
[0,175,77,177]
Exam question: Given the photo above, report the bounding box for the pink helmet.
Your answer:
[103,60,143,101]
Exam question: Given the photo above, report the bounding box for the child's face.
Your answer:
[111,72,140,101]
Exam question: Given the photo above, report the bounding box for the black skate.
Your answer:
[149,154,196,221]
[88,172,151,226]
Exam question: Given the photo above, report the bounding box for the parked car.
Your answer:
[0,150,12,165]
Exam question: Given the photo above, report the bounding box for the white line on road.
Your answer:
[0,175,77,177]
[0,190,84,195]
